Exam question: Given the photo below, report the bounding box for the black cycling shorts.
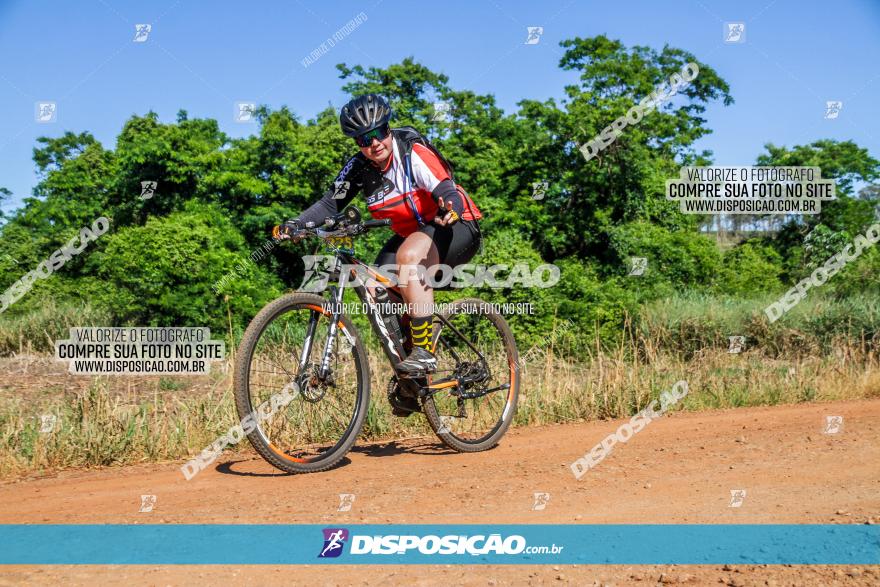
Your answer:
[374,219,482,273]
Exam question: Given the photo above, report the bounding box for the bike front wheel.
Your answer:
[421,298,520,452]
[233,293,370,473]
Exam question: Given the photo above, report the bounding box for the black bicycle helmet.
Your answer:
[339,94,392,137]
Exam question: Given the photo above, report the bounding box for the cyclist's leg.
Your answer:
[394,221,481,375]
[393,227,440,374]
[374,234,404,267]
[370,233,404,296]
[396,220,483,313]
[395,228,440,323]
[437,219,482,269]
[374,234,428,411]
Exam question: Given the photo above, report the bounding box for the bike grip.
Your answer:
[363,219,392,228]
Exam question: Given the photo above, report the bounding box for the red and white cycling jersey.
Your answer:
[365,137,481,237]
[297,130,483,238]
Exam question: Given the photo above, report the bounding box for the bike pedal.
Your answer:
[388,392,421,417]
[397,378,423,398]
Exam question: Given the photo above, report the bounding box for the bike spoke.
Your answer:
[242,302,364,464]
[427,303,516,444]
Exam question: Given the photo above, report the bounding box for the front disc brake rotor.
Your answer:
[297,365,330,403]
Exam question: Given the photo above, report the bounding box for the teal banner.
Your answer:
[0,524,876,565]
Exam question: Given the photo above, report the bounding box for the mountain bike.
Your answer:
[233,206,519,473]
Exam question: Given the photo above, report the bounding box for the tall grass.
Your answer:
[0,300,111,355]
[1,292,878,478]
[515,341,880,427]
[636,291,879,358]
[2,338,878,478]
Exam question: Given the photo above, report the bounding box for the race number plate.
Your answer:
[326,235,354,250]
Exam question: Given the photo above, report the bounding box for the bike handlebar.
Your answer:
[363,218,392,229]
[273,210,391,242]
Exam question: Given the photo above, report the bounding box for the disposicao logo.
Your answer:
[317,529,562,558]
[318,528,349,558]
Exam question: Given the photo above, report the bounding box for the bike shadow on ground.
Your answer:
[213,458,298,477]
[350,438,458,458]
[212,440,459,477]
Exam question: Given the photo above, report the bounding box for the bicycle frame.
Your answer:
[237,210,518,471]
[299,237,498,399]
[298,246,407,377]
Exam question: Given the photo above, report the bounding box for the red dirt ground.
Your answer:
[1,399,878,586]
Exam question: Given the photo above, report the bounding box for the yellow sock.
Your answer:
[410,316,433,351]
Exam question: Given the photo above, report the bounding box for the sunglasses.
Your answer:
[354,124,391,147]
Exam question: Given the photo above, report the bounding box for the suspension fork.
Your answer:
[298,310,320,372]
[319,282,346,379]
[296,253,349,381]
[298,254,345,377]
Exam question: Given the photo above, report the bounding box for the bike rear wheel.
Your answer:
[421,298,519,452]
[233,293,370,473]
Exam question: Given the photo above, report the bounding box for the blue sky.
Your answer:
[1,0,879,214]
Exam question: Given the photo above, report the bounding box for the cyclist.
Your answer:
[278,94,483,377]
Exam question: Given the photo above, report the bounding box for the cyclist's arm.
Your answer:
[296,191,356,226]
[430,179,465,215]
[411,144,465,215]
[295,155,363,226]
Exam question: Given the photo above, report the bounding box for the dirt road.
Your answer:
[1,399,878,586]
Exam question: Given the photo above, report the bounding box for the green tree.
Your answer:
[718,242,784,295]
[755,140,880,235]
[93,202,282,330]
[519,35,732,259]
